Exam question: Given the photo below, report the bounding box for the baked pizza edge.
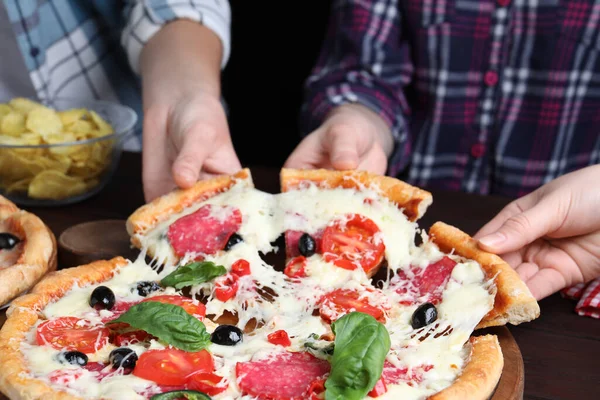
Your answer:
[428,222,540,329]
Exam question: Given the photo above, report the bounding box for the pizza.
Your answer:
[0,195,57,308]
[0,168,540,400]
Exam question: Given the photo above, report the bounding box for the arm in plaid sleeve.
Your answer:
[121,0,231,75]
[301,0,412,155]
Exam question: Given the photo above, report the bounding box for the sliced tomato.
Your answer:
[367,377,387,397]
[319,289,387,324]
[231,259,251,277]
[321,214,385,274]
[133,348,214,386]
[306,376,327,400]
[36,317,109,354]
[141,295,206,320]
[267,330,292,347]
[113,330,152,346]
[284,256,307,278]
[187,372,228,396]
[214,273,239,302]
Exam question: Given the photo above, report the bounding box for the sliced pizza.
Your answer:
[0,195,57,308]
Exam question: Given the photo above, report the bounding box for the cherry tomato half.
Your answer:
[36,317,109,354]
[141,295,206,320]
[133,348,214,386]
[321,214,385,274]
[319,289,387,324]
[284,256,307,278]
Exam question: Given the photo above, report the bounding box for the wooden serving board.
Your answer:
[0,220,524,400]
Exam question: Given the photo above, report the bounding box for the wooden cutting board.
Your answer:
[0,220,525,400]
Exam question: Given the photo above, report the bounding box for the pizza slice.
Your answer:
[0,195,57,308]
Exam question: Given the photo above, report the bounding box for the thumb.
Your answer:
[171,124,217,188]
[477,198,557,254]
[325,125,361,170]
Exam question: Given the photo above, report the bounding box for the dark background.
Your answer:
[222,1,333,168]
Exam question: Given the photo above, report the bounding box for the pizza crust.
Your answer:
[0,196,57,307]
[0,257,128,400]
[428,222,540,329]
[126,169,253,253]
[428,334,504,400]
[280,168,432,221]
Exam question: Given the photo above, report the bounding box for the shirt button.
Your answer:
[471,143,486,158]
[484,71,499,86]
[497,0,511,6]
[30,47,40,57]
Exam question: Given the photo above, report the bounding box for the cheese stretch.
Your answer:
[21,178,496,400]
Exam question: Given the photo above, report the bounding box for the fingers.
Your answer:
[523,268,567,301]
[171,122,218,189]
[283,132,325,170]
[473,193,538,240]
[325,124,361,170]
[142,109,174,202]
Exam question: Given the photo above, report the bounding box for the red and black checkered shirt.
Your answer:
[302,0,600,197]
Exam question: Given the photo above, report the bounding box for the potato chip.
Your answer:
[58,108,89,126]
[89,110,114,136]
[0,104,12,119]
[0,112,26,136]
[9,97,43,114]
[67,120,94,138]
[6,177,32,194]
[26,107,63,138]
[28,170,87,200]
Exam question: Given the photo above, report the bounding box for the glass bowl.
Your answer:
[0,97,137,206]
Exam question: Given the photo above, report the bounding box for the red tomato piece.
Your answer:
[284,256,307,278]
[133,348,214,386]
[187,372,228,396]
[113,330,152,346]
[306,376,327,400]
[214,273,239,302]
[367,377,387,397]
[394,256,458,305]
[36,317,109,354]
[319,289,387,324]
[100,300,140,323]
[267,330,292,347]
[321,214,385,274]
[141,295,206,320]
[231,259,251,276]
[167,204,242,258]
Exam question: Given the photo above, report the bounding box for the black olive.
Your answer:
[135,281,161,297]
[109,348,138,370]
[210,324,243,346]
[89,286,115,310]
[224,233,243,251]
[298,233,316,257]
[411,303,438,329]
[60,351,88,366]
[0,233,20,250]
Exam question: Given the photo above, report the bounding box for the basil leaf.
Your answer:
[161,261,227,289]
[108,302,211,352]
[151,390,211,400]
[325,312,391,400]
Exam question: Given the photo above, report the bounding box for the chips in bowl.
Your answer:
[0,98,136,204]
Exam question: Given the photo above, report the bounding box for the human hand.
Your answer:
[284,104,394,173]
[140,20,241,202]
[474,164,600,300]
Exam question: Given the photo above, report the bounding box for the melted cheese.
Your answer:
[22,182,496,400]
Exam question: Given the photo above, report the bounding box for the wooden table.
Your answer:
[1,151,599,400]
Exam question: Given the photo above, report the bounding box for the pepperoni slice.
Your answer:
[393,256,458,305]
[236,352,331,399]
[321,214,385,274]
[382,361,433,385]
[167,204,242,258]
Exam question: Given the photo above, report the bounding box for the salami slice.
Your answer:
[236,351,330,399]
[167,205,242,258]
[393,256,457,305]
[382,361,433,385]
[285,230,322,258]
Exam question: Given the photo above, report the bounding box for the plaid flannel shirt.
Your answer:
[4,0,231,151]
[302,0,600,197]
